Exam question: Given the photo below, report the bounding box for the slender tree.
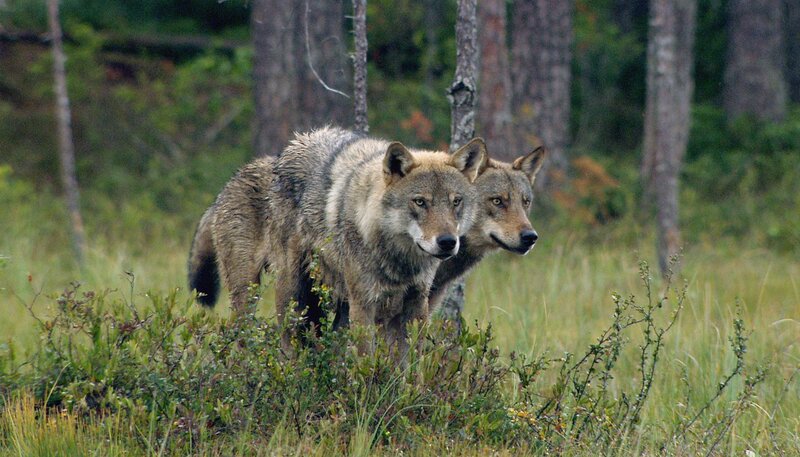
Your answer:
[353,0,368,134]
[48,0,86,264]
[441,0,478,322]
[510,0,573,191]
[252,0,297,156]
[642,0,697,276]
[477,0,513,159]
[724,0,788,122]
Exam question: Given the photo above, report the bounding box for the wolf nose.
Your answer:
[520,230,538,246]
[436,234,457,252]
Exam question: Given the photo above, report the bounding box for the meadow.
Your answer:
[1,183,797,455]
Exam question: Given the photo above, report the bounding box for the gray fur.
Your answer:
[271,127,485,354]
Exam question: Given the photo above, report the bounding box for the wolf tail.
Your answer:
[188,206,220,307]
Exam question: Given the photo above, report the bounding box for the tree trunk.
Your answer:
[296,0,351,129]
[252,0,297,157]
[477,0,513,159]
[441,0,478,323]
[353,0,368,134]
[642,0,697,277]
[787,0,800,103]
[48,0,86,265]
[510,0,573,191]
[724,0,788,123]
[253,0,351,156]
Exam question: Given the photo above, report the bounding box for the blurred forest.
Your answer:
[1,3,799,454]
[0,0,798,259]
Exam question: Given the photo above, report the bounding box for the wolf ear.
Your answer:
[450,137,488,182]
[512,146,547,183]
[383,142,417,185]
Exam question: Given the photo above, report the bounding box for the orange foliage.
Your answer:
[553,155,621,225]
[400,110,434,144]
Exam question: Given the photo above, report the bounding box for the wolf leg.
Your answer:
[344,269,377,355]
[212,212,262,314]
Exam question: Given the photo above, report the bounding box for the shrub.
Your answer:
[0,260,774,454]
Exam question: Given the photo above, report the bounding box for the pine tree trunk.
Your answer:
[253,0,351,156]
[353,0,368,134]
[642,0,697,276]
[441,0,478,323]
[48,0,86,265]
[724,0,788,122]
[477,0,513,159]
[296,0,351,129]
[510,0,573,191]
[252,0,297,156]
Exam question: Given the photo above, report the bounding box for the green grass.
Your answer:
[1,195,798,455]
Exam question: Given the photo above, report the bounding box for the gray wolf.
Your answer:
[271,127,487,353]
[332,146,547,328]
[427,146,547,311]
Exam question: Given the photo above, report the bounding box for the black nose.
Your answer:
[520,230,538,246]
[436,234,457,252]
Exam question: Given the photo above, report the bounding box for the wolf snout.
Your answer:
[520,229,539,247]
[436,234,458,252]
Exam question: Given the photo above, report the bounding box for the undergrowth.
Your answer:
[0,261,777,455]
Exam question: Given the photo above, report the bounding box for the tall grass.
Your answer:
[1,187,798,455]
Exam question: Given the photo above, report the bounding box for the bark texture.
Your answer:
[353,0,369,134]
[477,0,513,159]
[510,0,573,191]
[724,0,788,122]
[48,0,86,264]
[296,0,351,129]
[441,0,479,322]
[449,0,479,152]
[252,0,297,156]
[642,0,697,276]
[252,0,350,157]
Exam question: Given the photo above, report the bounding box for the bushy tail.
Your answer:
[188,206,220,307]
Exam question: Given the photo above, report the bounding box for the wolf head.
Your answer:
[469,146,547,255]
[381,139,487,259]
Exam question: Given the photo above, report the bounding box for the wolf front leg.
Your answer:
[384,285,430,363]
[344,268,378,356]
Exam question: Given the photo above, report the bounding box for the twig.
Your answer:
[304,0,350,99]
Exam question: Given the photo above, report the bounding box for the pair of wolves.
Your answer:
[188,126,545,352]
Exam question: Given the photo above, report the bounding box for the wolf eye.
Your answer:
[413,198,426,208]
[522,197,531,207]
[491,197,503,207]
[452,196,462,207]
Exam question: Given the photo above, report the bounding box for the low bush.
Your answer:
[0,261,776,455]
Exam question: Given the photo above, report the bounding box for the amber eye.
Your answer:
[413,198,426,207]
[491,197,503,206]
[523,197,531,207]
[453,196,462,207]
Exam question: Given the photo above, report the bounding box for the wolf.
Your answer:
[270,126,487,353]
[329,146,547,329]
[427,146,547,311]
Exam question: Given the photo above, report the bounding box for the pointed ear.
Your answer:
[512,146,547,183]
[383,142,417,185]
[450,137,488,182]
